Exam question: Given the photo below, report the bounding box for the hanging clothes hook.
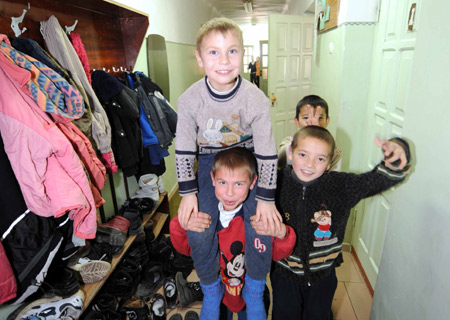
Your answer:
[65,20,78,35]
[11,8,28,37]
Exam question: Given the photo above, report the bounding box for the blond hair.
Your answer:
[196,17,243,52]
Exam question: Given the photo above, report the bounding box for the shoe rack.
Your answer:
[81,192,170,311]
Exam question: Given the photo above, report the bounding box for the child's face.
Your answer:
[289,136,331,182]
[295,105,330,129]
[211,167,256,211]
[195,30,243,92]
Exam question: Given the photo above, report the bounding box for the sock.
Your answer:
[200,276,224,320]
[243,274,266,320]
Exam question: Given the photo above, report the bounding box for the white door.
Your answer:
[268,14,314,146]
[352,0,420,287]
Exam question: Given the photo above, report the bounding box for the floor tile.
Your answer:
[335,251,364,283]
[345,282,372,320]
[332,282,357,320]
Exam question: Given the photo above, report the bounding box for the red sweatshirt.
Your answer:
[170,212,296,312]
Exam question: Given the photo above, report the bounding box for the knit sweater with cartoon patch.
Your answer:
[273,157,410,286]
[175,76,277,202]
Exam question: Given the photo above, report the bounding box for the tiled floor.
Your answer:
[333,251,373,320]
[163,251,372,320]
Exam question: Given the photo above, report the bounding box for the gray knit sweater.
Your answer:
[175,76,277,202]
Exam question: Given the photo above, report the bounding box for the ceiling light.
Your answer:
[243,0,253,14]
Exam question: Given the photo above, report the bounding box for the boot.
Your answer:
[133,174,159,201]
[175,272,203,308]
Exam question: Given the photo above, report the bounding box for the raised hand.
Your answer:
[374,138,408,170]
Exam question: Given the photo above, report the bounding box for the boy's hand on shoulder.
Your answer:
[255,201,282,235]
[184,211,211,233]
[178,194,198,229]
[374,137,408,170]
[250,216,287,239]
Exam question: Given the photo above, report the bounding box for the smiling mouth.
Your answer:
[301,169,313,176]
[217,70,231,74]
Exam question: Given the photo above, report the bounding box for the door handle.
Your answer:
[271,94,277,107]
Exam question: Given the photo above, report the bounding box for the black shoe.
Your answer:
[122,208,144,235]
[117,256,142,288]
[147,236,173,272]
[127,242,149,267]
[167,240,194,279]
[185,310,200,320]
[175,272,203,308]
[134,264,165,301]
[91,292,119,312]
[83,308,122,320]
[88,240,113,263]
[164,276,177,309]
[149,293,166,320]
[169,313,183,320]
[42,266,80,298]
[120,297,151,320]
[144,221,156,246]
[129,197,155,215]
[105,270,135,299]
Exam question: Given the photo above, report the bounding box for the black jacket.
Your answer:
[273,143,411,286]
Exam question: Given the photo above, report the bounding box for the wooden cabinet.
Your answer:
[81,193,170,311]
[0,0,148,72]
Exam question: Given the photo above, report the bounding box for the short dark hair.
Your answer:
[211,147,257,181]
[295,95,329,119]
[291,126,335,159]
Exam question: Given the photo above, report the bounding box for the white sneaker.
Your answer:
[69,258,111,284]
[11,290,84,320]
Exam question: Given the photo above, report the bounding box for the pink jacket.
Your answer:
[0,47,97,239]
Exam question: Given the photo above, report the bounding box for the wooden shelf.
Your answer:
[81,192,170,311]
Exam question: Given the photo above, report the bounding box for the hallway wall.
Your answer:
[371,0,450,318]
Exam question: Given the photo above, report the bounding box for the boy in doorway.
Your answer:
[271,126,412,320]
[278,95,341,170]
[170,147,296,319]
[175,17,281,319]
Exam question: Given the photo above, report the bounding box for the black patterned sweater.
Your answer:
[273,141,411,286]
[175,76,277,202]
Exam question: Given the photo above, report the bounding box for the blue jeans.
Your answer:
[187,153,273,285]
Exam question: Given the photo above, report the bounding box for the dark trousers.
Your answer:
[271,269,337,320]
[187,153,273,284]
[255,76,260,88]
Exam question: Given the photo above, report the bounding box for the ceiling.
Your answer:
[203,0,315,25]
